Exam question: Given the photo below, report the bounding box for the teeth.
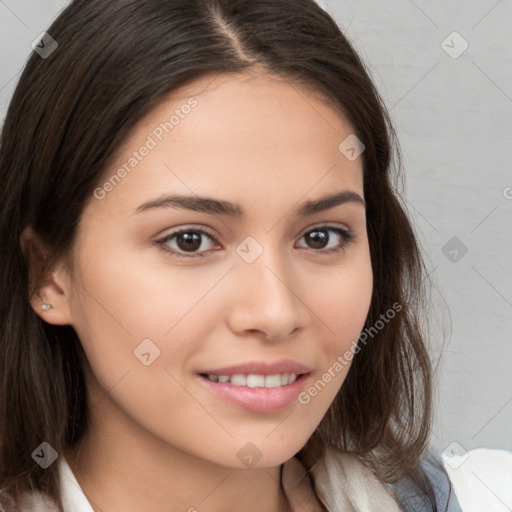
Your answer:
[246,375,265,387]
[264,374,282,388]
[206,373,298,387]
[230,374,246,386]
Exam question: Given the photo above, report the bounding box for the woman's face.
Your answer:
[53,71,373,468]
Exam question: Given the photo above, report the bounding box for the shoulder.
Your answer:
[390,449,464,512]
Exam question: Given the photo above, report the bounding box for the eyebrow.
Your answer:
[133,189,365,217]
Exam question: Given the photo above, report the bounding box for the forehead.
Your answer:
[113,68,355,160]
[87,70,364,221]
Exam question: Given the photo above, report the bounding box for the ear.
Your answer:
[19,225,74,326]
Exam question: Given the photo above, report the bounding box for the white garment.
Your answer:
[17,447,401,512]
[442,448,512,512]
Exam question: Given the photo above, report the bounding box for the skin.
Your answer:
[24,70,373,512]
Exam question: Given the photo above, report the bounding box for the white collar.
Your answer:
[59,457,94,512]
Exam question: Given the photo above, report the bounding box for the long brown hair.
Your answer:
[0,0,450,510]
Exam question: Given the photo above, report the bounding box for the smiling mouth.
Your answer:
[197,369,310,413]
[198,372,306,388]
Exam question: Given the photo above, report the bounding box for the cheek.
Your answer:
[70,239,226,338]
[318,252,373,355]
[331,273,373,352]
[67,253,239,459]
[303,252,373,399]
[67,243,230,399]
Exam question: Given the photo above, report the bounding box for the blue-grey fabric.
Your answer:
[391,452,463,512]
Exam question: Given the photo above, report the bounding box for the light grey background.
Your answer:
[1,0,511,456]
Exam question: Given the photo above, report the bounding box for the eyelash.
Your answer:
[156,225,355,260]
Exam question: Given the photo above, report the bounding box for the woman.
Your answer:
[0,0,462,510]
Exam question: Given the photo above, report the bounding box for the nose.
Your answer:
[225,244,308,342]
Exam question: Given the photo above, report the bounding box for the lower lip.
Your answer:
[197,374,309,413]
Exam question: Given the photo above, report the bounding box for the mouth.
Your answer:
[195,361,311,413]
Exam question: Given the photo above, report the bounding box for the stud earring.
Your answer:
[41,303,53,312]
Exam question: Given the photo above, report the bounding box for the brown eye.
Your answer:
[157,228,220,259]
[305,229,329,249]
[175,232,202,252]
[297,226,354,254]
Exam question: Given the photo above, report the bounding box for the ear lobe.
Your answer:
[30,267,75,326]
[19,226,74,326]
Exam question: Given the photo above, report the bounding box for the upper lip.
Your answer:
[198,359,311,377]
